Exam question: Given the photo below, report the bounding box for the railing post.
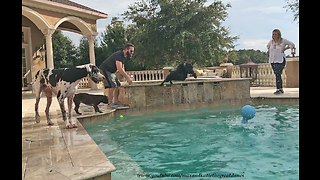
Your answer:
[286,57,299,87]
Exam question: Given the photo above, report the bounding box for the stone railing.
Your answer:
[78,65,283,88]
[231,63,287,87]
[78,77,90,89]
[127,69,165,81]
[78,69,165,89]
[78,58,299,89]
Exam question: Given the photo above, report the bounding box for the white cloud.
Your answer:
[242,39,270,50]
[241,6,284,14]
[61,0,298,56]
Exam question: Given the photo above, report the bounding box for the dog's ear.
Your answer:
[85,64,93,73]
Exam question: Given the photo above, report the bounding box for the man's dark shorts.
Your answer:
[100,69,121,89]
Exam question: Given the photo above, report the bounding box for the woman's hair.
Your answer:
[273,29,283,45]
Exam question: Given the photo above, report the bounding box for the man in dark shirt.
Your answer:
[99,43,134,109]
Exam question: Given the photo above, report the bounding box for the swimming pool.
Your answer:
[84,103,299,179]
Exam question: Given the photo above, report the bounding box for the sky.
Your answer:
[62,0,299,56]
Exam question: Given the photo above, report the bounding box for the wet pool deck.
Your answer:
[22,89,116,180]
[22,87,298,180]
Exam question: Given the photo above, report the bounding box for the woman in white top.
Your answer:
[266,29,295,94]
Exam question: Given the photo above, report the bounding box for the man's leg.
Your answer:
[113,86,128,107]
[113,87,120,103]
[108,88,115,104]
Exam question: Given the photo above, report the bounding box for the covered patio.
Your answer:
[22,0,108,90]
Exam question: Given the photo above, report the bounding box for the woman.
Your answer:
[267,29,295,94]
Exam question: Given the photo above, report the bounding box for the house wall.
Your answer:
[22,16,46,81]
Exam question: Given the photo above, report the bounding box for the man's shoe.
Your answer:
[114,101,128,107]
[108,103,118,109]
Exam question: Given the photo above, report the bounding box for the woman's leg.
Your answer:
[271,62,285,93]
[271,63,280,89]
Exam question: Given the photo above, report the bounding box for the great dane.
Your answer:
[33,64,105,128]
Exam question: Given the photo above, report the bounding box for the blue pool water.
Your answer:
[84,104,299,179]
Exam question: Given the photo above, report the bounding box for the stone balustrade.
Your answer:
[78,57,298,89]
[231,63,287,87]
[126,69,165,81]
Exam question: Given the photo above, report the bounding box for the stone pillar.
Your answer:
[86,35,97,90]
[42,29,55,69]
[286,57,299,88]
[220,63,234,78]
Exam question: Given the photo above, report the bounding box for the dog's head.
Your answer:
[78,64,105,83]
[184,62,195,74]
[102,96,109,104]
[89,65,105,83]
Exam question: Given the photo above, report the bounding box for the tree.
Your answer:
[77,36,103,67]
[51,30,77,68]
[284,0,299,24]
[227,49,269,65]
[123,0,238,69]
[99,17,146,70]
[100,17,126,56]
[77,36,90,66]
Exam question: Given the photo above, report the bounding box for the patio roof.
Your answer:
[23,0,108,20]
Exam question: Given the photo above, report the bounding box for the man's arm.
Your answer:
[116,60,132,84]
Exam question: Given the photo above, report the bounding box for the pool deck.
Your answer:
[22,87,298,180]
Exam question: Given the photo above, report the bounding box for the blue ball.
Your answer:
[241,105,255,123]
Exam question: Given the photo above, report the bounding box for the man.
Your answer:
[99,43,134,109]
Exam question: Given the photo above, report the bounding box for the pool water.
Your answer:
[84,104,299,180]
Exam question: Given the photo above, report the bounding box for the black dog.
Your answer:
[160,62,197,86]
[73,93,109,115]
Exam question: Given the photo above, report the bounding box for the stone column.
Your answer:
[86,35,97,89]
[286,57,299,88]
[42,29,55,69]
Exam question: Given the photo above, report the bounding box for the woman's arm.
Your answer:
[282,39,295,53]
[283,38,295,48]
[266,40,272,49]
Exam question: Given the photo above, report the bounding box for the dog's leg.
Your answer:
[43,87,54,126]
[35,97,41,123]
[160,80,165,86]
[93,104,102,113]
[58,97,72,129]
[73,100,82,115]
[193,73,197,78]
[170,80,173,85]
[34,82,42,123]
[67,95,77,128]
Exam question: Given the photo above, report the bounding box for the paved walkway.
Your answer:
[250,87,299,98]
[22,87,298,179]
[22,89,115,180]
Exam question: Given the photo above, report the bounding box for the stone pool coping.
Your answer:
[22,86,298,179]
[250,87,299,104]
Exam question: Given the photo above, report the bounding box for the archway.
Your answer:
[22,6,51,32]
[54,16,95,37]
[22,4,104,89]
